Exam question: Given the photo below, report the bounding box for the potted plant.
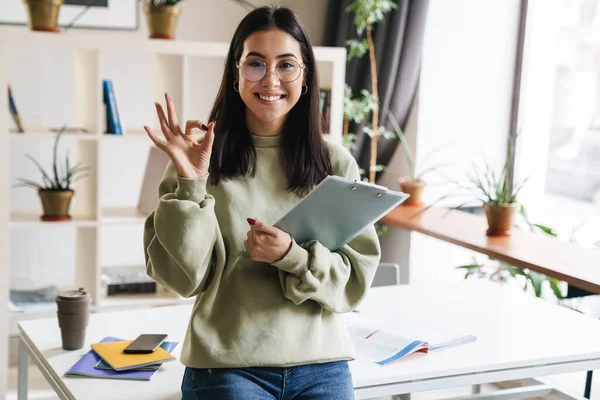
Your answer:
[24,0,63,32]
[13,127,89,221]
[141,0,184,40]
[424,134,530,236]
[387,111,451,207]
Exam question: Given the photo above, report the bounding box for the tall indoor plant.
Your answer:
[13,127,89,221]
[345,0,397,183]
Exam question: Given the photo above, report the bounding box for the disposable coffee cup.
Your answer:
[55,287,91,350]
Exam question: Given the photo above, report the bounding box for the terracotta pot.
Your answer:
[398,178,426,207]
[483,203,520,236]
[24,0,63,32]
[144,4,180,40]
[38,190,74,221]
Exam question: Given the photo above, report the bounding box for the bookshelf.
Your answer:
[0,29,347,376]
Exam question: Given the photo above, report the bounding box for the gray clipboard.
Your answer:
[274,175,410,251]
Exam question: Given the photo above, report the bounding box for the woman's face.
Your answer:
[237,28,305,135]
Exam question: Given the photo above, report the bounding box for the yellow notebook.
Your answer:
[91,340,176,371]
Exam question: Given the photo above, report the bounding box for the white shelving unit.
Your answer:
[0,29,346,380]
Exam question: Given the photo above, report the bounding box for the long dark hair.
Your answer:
[207,5,332,196]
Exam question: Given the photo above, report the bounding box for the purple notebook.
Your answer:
[64,337,179,381]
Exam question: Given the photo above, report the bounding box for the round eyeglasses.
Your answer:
[237,59,305,83]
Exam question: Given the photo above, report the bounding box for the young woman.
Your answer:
[143,5,381,399]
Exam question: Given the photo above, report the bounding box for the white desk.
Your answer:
[17,281,600,400]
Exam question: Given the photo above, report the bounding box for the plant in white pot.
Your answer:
[13,127,89,221]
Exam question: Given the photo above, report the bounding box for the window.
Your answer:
[517,0,600,245]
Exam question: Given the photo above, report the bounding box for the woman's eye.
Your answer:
[278,61,294,69]
[248,60,265,68]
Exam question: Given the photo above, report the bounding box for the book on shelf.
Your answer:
[9,285,59,313]
[102,79,123,135]
[65,337,178,381]
[319,88,331,133]
[7,83,24,133]
[91,338,176,371]
[345,313,476,365]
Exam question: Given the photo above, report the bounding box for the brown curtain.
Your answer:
[323,0,430,180]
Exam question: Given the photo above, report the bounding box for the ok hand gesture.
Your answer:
[144,93,215,180]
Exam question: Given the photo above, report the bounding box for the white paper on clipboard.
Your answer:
[273,175,410,251]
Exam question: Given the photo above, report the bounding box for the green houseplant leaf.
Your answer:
[13,125,89,192]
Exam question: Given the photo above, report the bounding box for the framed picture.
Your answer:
[0,0,139,30]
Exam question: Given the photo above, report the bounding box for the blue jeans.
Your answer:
[181,360,355,399]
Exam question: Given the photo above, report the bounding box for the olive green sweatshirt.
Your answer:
[143,134,381,368]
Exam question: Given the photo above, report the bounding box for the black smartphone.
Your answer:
[123,334,168,354]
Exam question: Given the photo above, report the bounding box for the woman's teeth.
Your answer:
[258,94,283,102]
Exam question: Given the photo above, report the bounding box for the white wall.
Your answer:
[5,1,328,292]
[379,0,522,284]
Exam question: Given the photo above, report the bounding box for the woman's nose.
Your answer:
[261,67,281,87]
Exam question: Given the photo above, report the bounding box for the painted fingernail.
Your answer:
[201,124,208,131]
[247,218,256,226]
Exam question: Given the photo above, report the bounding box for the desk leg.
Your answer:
[18,336,29,400]
[584,370,593,399]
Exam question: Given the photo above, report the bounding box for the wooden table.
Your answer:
[381,206,600,294]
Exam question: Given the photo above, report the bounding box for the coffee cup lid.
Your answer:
[56,287,91,301]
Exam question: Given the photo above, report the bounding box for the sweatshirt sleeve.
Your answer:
[272,150,382,313]
[143,162,221,298]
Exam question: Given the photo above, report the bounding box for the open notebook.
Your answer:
[345,313,476,365]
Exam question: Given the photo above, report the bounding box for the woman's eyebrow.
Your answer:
[245,51,298,59]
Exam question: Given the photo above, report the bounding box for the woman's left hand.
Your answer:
[244,218,292,263]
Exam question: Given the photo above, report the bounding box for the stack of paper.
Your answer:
[65,337,178,381]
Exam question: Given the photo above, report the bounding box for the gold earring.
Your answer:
[233,81,239,92]
[302,84,308,95]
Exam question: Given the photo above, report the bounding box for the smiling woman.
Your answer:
[142,5,382,400]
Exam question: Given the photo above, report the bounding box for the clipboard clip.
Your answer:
[350,180,388,197]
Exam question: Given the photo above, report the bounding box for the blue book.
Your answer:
[7,84,24,133]
[64,337,178,381]
[102,79,123,135]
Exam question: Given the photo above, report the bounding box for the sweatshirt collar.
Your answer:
[251,134,282,148]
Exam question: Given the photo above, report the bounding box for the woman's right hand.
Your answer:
[144,93,215,180]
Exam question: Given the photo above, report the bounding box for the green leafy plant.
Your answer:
[387,111,452,183]
[345,0,397,183]
[13,126,89,192]
[457,135,530,206]
[457,259,564,299]
[457,216,563,299]
[342,84,378,152]
[422,134,533,215]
